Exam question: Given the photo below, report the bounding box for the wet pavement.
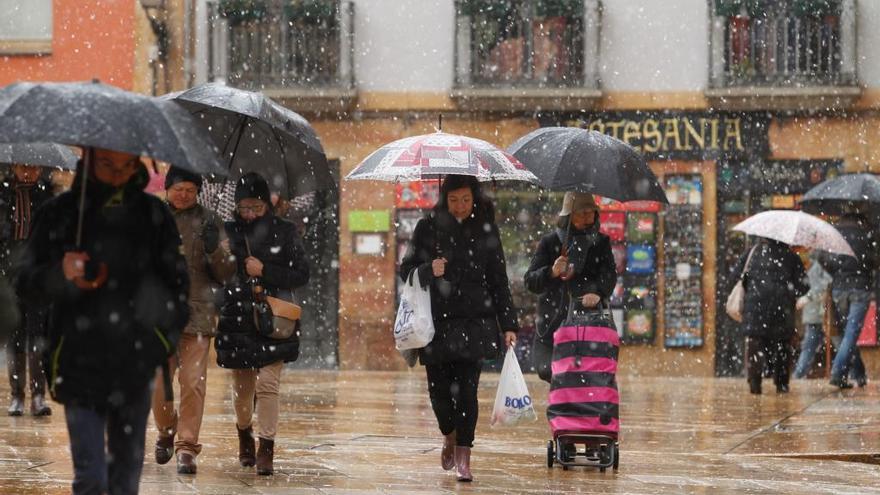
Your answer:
[1,368,879,494]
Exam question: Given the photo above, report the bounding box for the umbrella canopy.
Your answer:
[0,142,78,170]
[0,81,224,176]
[346,131,539,183]
[507,127,668,203]
[732,210,855,257]
[165,83,331,198]
[799,173,880,215]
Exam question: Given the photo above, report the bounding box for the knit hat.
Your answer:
[234,172,271,204]
[559,192,598,216]
[164,166,203,191]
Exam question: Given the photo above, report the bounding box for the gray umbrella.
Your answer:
[164,83,332,199]
[507,127,668,203]
[800,173,880,216]
[0,80,224,176]
[0,142,78,170]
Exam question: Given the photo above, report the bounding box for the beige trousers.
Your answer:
[232,360,284,441]
[152,333,212,456]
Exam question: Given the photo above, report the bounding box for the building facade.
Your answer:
[131,0,880,375]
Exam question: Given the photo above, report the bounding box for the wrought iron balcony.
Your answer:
[453,0,602,111]
[707,0,859,110]
[206,0,355,110]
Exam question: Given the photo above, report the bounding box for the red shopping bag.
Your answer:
[857,301,877,346]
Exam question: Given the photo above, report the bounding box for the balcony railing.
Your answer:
[454,0,600,89]
[709,0,856,88]
[207,0,354,91]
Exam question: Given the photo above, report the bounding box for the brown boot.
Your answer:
[155,434,174,465]
[454,446,472,482]
[256,438,274,475]
[441,431,456,470]
[237,425,256,467]
[176,452,197,475]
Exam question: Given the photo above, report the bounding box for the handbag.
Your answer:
[725,246,757,323]
[245,236,301,340]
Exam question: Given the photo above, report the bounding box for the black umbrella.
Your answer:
[507,127,668,204]
[0,81,225,176]
[0,142,78,170]
[0,80,225,290]
[799,173,880,216]
[164,83,332,199]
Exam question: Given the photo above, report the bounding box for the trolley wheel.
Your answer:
[600,466,606,473]
[613,443,620,471]
[547,440,554,468]
[562,465,569,471]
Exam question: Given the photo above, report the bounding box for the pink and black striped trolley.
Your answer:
[546,306,620,472]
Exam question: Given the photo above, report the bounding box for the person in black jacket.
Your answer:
[731,237,808,394]
[524,192,617,383]
[1,164,54,416]
[215,172,309,476]
[818,213,876,389]
[17,148,190,495]
[399,175,518,483]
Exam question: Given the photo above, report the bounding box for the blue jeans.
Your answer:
[794,323,824,379]
[64,382,152,495]
[830,289,869,384]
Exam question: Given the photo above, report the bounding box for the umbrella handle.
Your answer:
[73,262,108,291]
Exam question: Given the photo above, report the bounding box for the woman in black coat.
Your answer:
[730,237,808,394]
[524,192,617,383]
[399,175,518,482]
[215,172,309,475]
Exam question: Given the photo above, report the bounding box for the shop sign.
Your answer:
[349,210,391,232]
[543,112,770,161]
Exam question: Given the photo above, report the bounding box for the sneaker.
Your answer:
[830,377,854,389]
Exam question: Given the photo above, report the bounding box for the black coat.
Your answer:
[215,212,310,369]
[17,169,190,408]
[524,226,617,345]
[817,216,876,293]
[399,207,518,365]
[0,176,54,278]
[731,239,808,339]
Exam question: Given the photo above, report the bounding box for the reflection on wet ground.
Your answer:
[1,369,879,494]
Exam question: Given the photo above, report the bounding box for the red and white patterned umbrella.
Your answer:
[345,131,539,183]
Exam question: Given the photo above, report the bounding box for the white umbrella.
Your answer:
[732,210,855,257]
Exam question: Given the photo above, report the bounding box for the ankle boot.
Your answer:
[30,394,51,416]
[748,378,762,395]
[454,446,472,482]
[256,438,274,475]
[7,396,24,416]
[441,431,456,470]
[237,425,256,467]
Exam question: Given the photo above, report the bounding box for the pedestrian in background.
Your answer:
[732,237,808,394]
[152,167,235,474]
[399,175,518,482]
[524,192,617,383]
[215,172,310,476]
[1,164,54,416]
[793,251,833,379]
[818,212,875,389]
[17,148,190,495]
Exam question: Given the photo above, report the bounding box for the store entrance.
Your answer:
[714,160,840,376]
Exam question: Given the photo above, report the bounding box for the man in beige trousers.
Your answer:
[153,167,235,474]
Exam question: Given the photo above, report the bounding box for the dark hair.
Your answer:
[433,175,494,221]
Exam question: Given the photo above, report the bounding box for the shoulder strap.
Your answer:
[740,245,758,281]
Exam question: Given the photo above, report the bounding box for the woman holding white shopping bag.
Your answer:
[399,175,518,482]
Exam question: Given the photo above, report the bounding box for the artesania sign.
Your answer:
[551,112,770,161]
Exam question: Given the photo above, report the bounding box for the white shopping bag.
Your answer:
[393,269,435,350]
[490,348,537,426]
